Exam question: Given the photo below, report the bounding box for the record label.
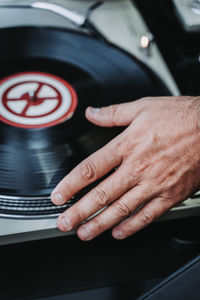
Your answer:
[0,72,77,128]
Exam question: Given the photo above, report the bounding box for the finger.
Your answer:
[57,165,137,232]
[85,101,143,127]
[112,196,173,239]
[76,185,155,241]
[51,139,122,205]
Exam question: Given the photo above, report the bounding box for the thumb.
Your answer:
[85,101,141,127]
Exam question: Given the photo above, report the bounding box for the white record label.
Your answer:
[0,72,78,128]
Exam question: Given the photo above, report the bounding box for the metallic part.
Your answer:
[0,213,61,220]
[0,194,75,219]
[139,32,154,56]
[0,194,51,200]
[190,0,200,15]
[0,194,74,203]
[0,217,75,245]
[172,0,200,32]
[0,1,86,27]
[86,0,104,19]
[32,2,86,26]
[159,196,200,221]
[0,0,105,37]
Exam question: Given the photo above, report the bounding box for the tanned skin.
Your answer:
[51,96,200,241]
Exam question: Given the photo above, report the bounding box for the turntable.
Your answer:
[0,0,199,245]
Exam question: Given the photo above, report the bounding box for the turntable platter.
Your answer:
[0,27,170,218]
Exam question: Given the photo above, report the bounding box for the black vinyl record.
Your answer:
[0,27,170,217]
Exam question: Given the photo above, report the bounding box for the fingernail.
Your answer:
[90,107,100,113]
[60,216,72,231]
[52,192,65,205]
[78,226,91,240]
[113,230,124,240]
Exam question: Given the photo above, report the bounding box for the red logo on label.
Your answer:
[0,72,78,128]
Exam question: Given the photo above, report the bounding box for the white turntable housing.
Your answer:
[0,0,199,245]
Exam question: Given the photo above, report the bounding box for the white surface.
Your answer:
[0,217,75,245]
[173,0,200,31]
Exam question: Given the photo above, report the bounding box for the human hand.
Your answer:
[51,96,200,240]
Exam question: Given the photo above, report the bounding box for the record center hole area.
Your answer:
[3,81,62,118]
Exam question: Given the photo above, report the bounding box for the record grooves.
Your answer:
[0,27,169,218]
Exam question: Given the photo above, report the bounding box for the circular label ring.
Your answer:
[0,72,78,129]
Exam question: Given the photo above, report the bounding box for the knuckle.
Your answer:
[134,160,148,174]
[112,140,124,158]
[80,159,97,181]
[124,140,134,153]
[90,218,104,234]
[107,104,118,117]
[93,186,110,207]
[114,202,131,218]
[159,195,175,209]
[71,206,84,222]
[148,132,158,145]
[105,105,121,125]
[140,209,154,225]
[59,180,73,196]
[167,183,185,200]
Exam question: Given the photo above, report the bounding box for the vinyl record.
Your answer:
[0,27,170,218]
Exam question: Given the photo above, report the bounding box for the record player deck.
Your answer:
[0,0,199,245]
